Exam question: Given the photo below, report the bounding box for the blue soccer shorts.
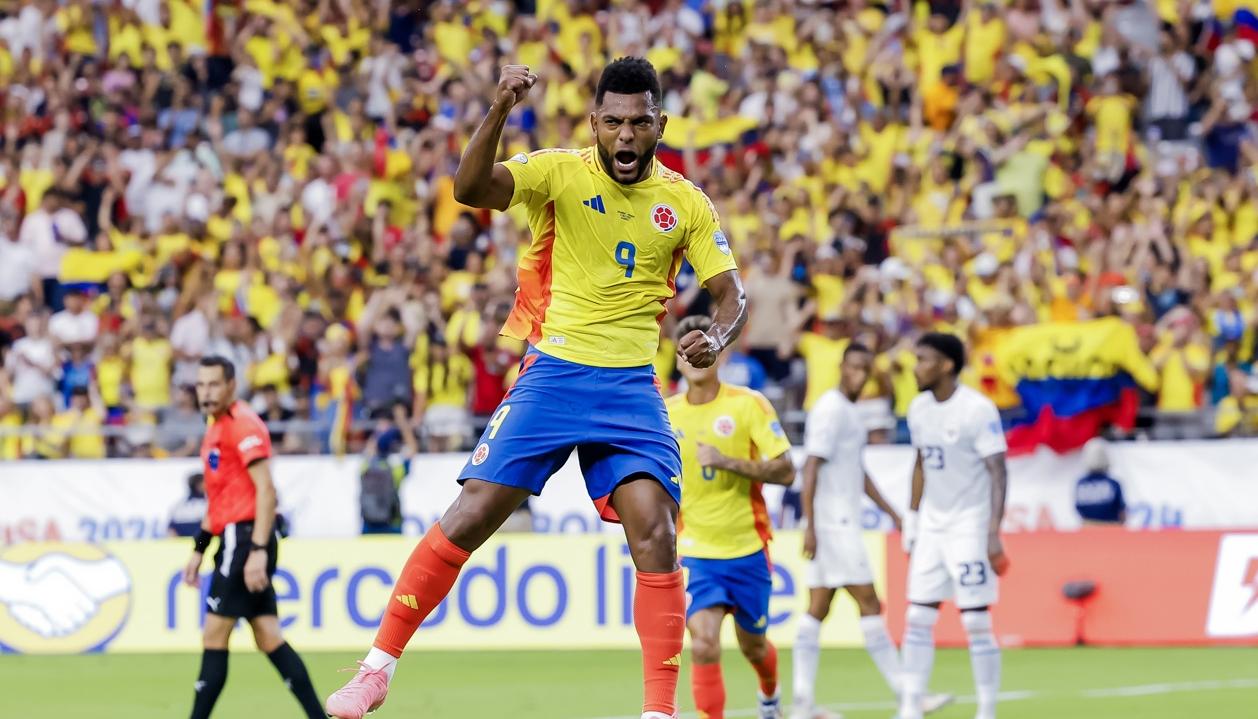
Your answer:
[457,347,682,522]
[682,549,773,634]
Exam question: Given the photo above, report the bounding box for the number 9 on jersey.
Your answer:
[615,241,636,278]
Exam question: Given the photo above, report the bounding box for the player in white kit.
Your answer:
[792,343,951,719]
[898,333,1009,719]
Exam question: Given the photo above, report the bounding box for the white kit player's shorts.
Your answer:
[805,527,874,589]
[907,529,998,608]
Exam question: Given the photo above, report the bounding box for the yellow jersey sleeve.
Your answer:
[681,184,739,285]
[503,149,571,209]
[744,390,792,461]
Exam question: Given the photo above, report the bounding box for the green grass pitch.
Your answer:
[5,647,1256,717]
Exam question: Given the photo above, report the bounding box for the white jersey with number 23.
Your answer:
[907,385,1007,535]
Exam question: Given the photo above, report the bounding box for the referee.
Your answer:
[182,356,323,718]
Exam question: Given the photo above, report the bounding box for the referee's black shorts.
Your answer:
[206,521,279,619]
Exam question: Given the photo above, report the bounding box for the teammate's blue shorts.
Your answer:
[682,549,773,634]
[457,346,682,522]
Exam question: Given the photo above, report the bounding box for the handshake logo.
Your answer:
[0,544,131,653]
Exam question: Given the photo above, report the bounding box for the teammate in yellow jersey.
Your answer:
[327,58,748,719]
[667,315,794,719]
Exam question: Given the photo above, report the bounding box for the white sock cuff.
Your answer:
[797,613,823,636]
[906,604,940,627]
[858,614,888,633]
[961,610,993,633]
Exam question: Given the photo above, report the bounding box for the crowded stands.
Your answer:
[2,0,1258,459]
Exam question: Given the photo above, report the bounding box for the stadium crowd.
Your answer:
[2,0,1258,459]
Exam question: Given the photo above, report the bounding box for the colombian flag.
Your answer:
[656,114,762,171]
[1000,318,1160,455]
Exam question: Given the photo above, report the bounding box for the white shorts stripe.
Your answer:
[220,523,236,577]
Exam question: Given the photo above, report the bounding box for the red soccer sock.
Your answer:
[373,523,471,657]
[691,662,726,719]
[751,640,778,697]
[634,569,685,715]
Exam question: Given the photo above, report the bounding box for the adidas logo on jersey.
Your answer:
[582,195,606,214]
[395,594,419,609]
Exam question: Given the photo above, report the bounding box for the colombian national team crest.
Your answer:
[713,416,735,437]
[651,203,678,232]
[471,443,490,466]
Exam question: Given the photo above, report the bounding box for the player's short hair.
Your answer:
[917,332,965,375]
[675,315,712,342]
[595,57,661,106]
[843,341,873,361]
[199,355,236,381]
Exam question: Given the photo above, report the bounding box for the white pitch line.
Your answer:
[1081,678,1258,698]
[585,679,1258,719]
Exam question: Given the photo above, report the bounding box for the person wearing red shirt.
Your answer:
[182,356,323,719]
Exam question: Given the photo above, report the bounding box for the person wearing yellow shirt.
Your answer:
[913,11,966,89]
[793,311,849,410]
[92,331,127,414]
[665,315,794,719]
[1086,76,1137,179]
[127,320,173,411]
[166,0,205,52]
[689,59,730,122]
[858,112,904,194]
[0,395,22,460]
[19,164,55,213]
[298,51,338,152]
[283,127,318,181]
[965,0,1007,86]
[21,396,64,460]
[1151,311,1210,412]
[1214,367,1258,437]
[108,12,145,67]
[431,7,474,67]
[413,339,472,453]
[51,387,107,459]
[58,1,98,56]
[1186,211,1231,276]
[543,63,588,118]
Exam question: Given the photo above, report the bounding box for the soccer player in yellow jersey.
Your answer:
[667,315,794,719]
[327,59,748,719]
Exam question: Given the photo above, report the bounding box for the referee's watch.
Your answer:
[248,541,268,553]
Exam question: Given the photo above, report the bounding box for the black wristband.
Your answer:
[248,541,268,553]
[193,530,212,554]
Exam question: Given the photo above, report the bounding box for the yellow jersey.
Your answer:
[667,384,792,560]
[51,409,106,459]
[129,337,172,408]
[502,147,738,367]
[799,333,845,410]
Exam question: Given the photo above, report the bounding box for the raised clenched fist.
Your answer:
[496,65,538,110]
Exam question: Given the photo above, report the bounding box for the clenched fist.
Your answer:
[677,329,722,368]
[496,65,538,110]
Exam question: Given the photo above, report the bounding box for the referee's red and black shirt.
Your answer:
[201,400,272,534]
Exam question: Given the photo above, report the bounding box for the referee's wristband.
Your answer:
[248,541,269,553]
[193,530,213,554]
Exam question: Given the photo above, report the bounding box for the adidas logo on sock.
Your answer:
[661,653,681,666]
[395,594,418,609]
[582,195,606,214]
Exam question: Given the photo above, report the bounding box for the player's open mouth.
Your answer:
[613,150,639,174]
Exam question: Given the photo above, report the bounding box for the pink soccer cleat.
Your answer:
[325,662,390,718]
